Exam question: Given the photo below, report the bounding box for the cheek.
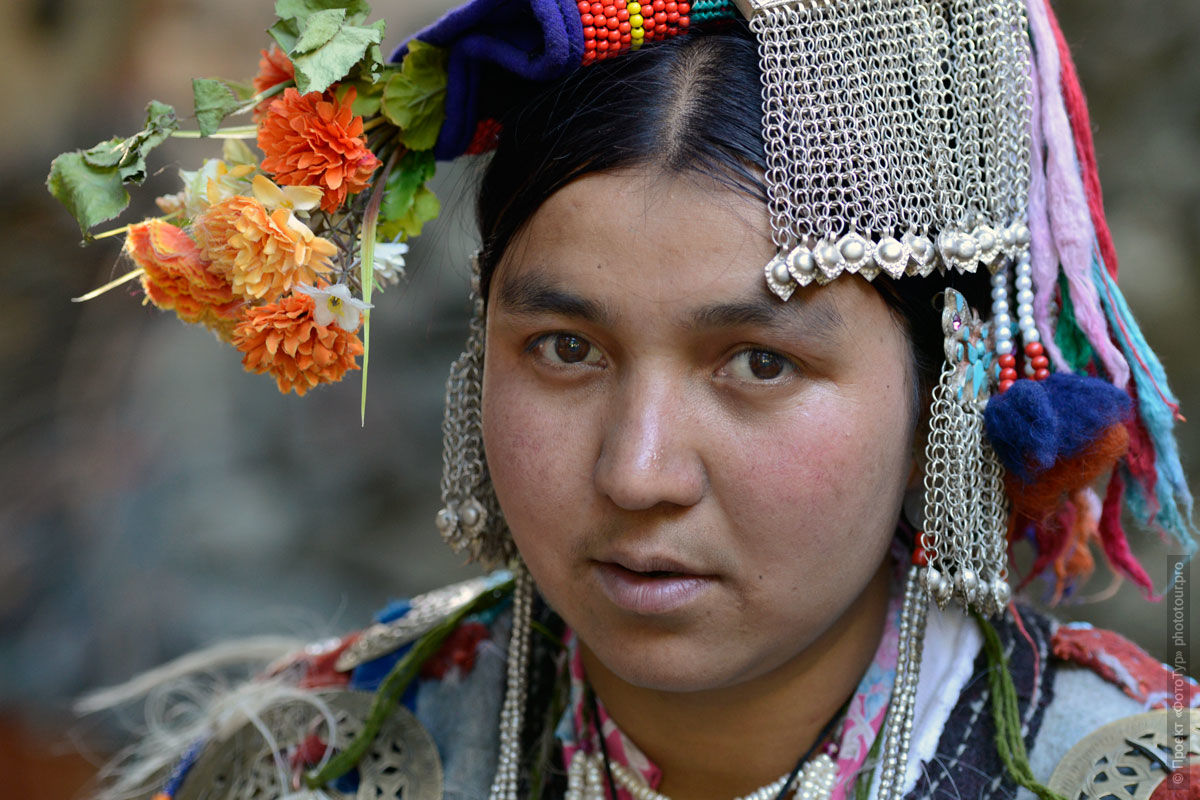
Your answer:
[481,364,593,550]
[719,387,914,571]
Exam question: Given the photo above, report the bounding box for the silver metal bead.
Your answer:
[771,258,792,287]
[992,579,1012,608]
[878,237,904,264]
[435,507,458,535]
[840,237,866,262]
[957,568,978,596]
[459,497,487,535]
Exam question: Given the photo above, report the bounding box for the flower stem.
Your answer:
[231,81,290,117]
[91,214,176,241]
[358,147,402,425]
[92,223,133,241]
[171,125,258,139]
[362,116,388,133]
[72,268,144,303]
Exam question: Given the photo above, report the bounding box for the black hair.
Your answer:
[474,26,989,405]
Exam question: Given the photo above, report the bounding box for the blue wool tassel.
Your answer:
[1092,258,1198,557]
[984,380,1059,482]
[984,373,1131,482]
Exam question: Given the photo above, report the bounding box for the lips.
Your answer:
[592,556,715,615]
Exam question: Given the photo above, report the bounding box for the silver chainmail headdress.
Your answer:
[734,0,1032,300]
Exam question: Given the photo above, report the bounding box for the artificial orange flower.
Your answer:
[126,219,241,339]
[252,45,295,120]
[233,289,363,396]
[193,194,336,301]
[257,87,380,213]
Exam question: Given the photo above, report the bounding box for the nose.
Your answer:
[592,375,707,511]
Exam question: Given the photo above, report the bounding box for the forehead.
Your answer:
[490,171,886,340]
[494,171,773,312]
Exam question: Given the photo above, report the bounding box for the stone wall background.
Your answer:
[0,0,1196,783]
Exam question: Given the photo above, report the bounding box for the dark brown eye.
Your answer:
[747,350,785,379]
[553,334,591,363]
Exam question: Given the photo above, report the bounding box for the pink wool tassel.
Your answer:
[1026,0,1130,389]
[1043,1,1120,280]
[1025,45,1070,371]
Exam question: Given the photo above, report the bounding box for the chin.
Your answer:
[579,620,796,694]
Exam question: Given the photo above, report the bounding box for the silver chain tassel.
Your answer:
[875,566,929,800]
[488,564,534,800]
[435,254,513,566]
[919,290,1011,617]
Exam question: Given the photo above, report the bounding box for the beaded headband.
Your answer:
[47,0,1194,599]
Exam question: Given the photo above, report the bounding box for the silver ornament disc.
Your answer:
[1048,708,1200,800]
[177,690,443,800]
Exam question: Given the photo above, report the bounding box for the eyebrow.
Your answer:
[494,270,846,341]
[495,271,615,326]
[687,294,847,343]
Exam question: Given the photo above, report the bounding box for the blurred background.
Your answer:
[0,1,1196,797]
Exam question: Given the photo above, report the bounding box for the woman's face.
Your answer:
[482,171,917,693]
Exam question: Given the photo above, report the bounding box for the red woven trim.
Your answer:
[1052,624,1198,708]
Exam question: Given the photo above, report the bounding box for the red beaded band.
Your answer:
[578,0,691,65]
[996,341,1050,394]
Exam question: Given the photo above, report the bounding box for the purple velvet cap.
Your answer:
[394,0,585,159]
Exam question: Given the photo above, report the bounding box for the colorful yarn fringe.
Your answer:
[1000,0,1196,599]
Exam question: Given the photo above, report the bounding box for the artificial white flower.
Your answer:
[373,241,410,287]
[293,283,373,331]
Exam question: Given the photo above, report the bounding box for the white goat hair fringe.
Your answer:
[78,635,348,800]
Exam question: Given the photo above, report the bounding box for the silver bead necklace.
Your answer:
[564,749,839,800]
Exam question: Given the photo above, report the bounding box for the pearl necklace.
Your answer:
[564,749,839,800]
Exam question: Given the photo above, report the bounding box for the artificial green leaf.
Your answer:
[351,88,381,117]
[377,185,440,242]
[356,40,385,83]
[225,78,256,101]
[268,18,300,53]
[116,101,178,183]
[81,138,127,169]
[82,100,177,172]
[289,18,384,94]
[379,150,435,223]
[275,0,370,25]
[337,80,382,117]
[193,78,241,136]
[380,41,448,151]
[80,101,176,179]
[46,100,178,235]
[46,152,130,237]
[292,8,345,53]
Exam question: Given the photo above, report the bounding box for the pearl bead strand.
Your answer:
[565,750,839,800]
